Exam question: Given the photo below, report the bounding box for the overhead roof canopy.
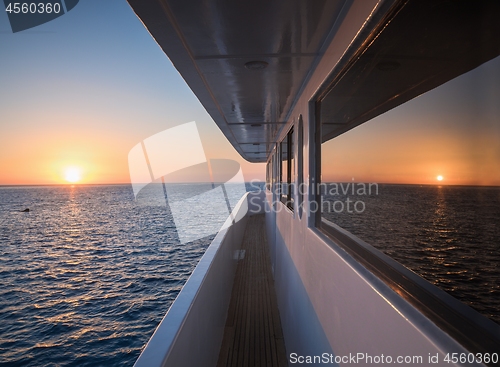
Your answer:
[319,0,500,142]
[126,0,349,162]
[127,0,500,162]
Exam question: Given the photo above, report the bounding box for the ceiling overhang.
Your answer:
[318,0,500,143]
[126,0,500,161]
[126,0,350,162]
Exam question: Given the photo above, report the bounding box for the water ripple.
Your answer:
[0,185,213,366]
[323,184,500,324]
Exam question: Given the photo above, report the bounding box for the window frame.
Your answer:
[280,126,294,210]
[312,62,500,363]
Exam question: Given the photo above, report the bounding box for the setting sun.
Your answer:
[437,175,444,181]
[64,167,82,183]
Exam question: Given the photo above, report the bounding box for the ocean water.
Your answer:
[0,183,261,367]
[1,183,497,366]
[322,184,500,325]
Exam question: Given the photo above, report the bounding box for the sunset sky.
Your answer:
[1,1,499,186]
[0,1,264,185]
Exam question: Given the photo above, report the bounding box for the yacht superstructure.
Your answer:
[126,0,500,366]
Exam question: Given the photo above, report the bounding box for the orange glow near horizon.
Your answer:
[0,125,266,185]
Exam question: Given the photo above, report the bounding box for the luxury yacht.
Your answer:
[126,0,500,366]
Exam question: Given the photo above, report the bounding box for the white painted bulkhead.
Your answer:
[265,1,485,365]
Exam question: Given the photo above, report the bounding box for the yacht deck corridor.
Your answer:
[217,214,288,367]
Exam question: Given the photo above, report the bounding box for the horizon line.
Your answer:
[1,182,499,188]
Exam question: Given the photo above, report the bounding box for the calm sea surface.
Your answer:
[1,184,498,366]
[0,184,237,367]
[322,184,500,325]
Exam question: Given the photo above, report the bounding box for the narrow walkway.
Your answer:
[217,214,288,367]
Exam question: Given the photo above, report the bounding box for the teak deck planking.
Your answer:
[217,214,288,367]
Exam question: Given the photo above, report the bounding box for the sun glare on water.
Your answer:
[65,167,82,183]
